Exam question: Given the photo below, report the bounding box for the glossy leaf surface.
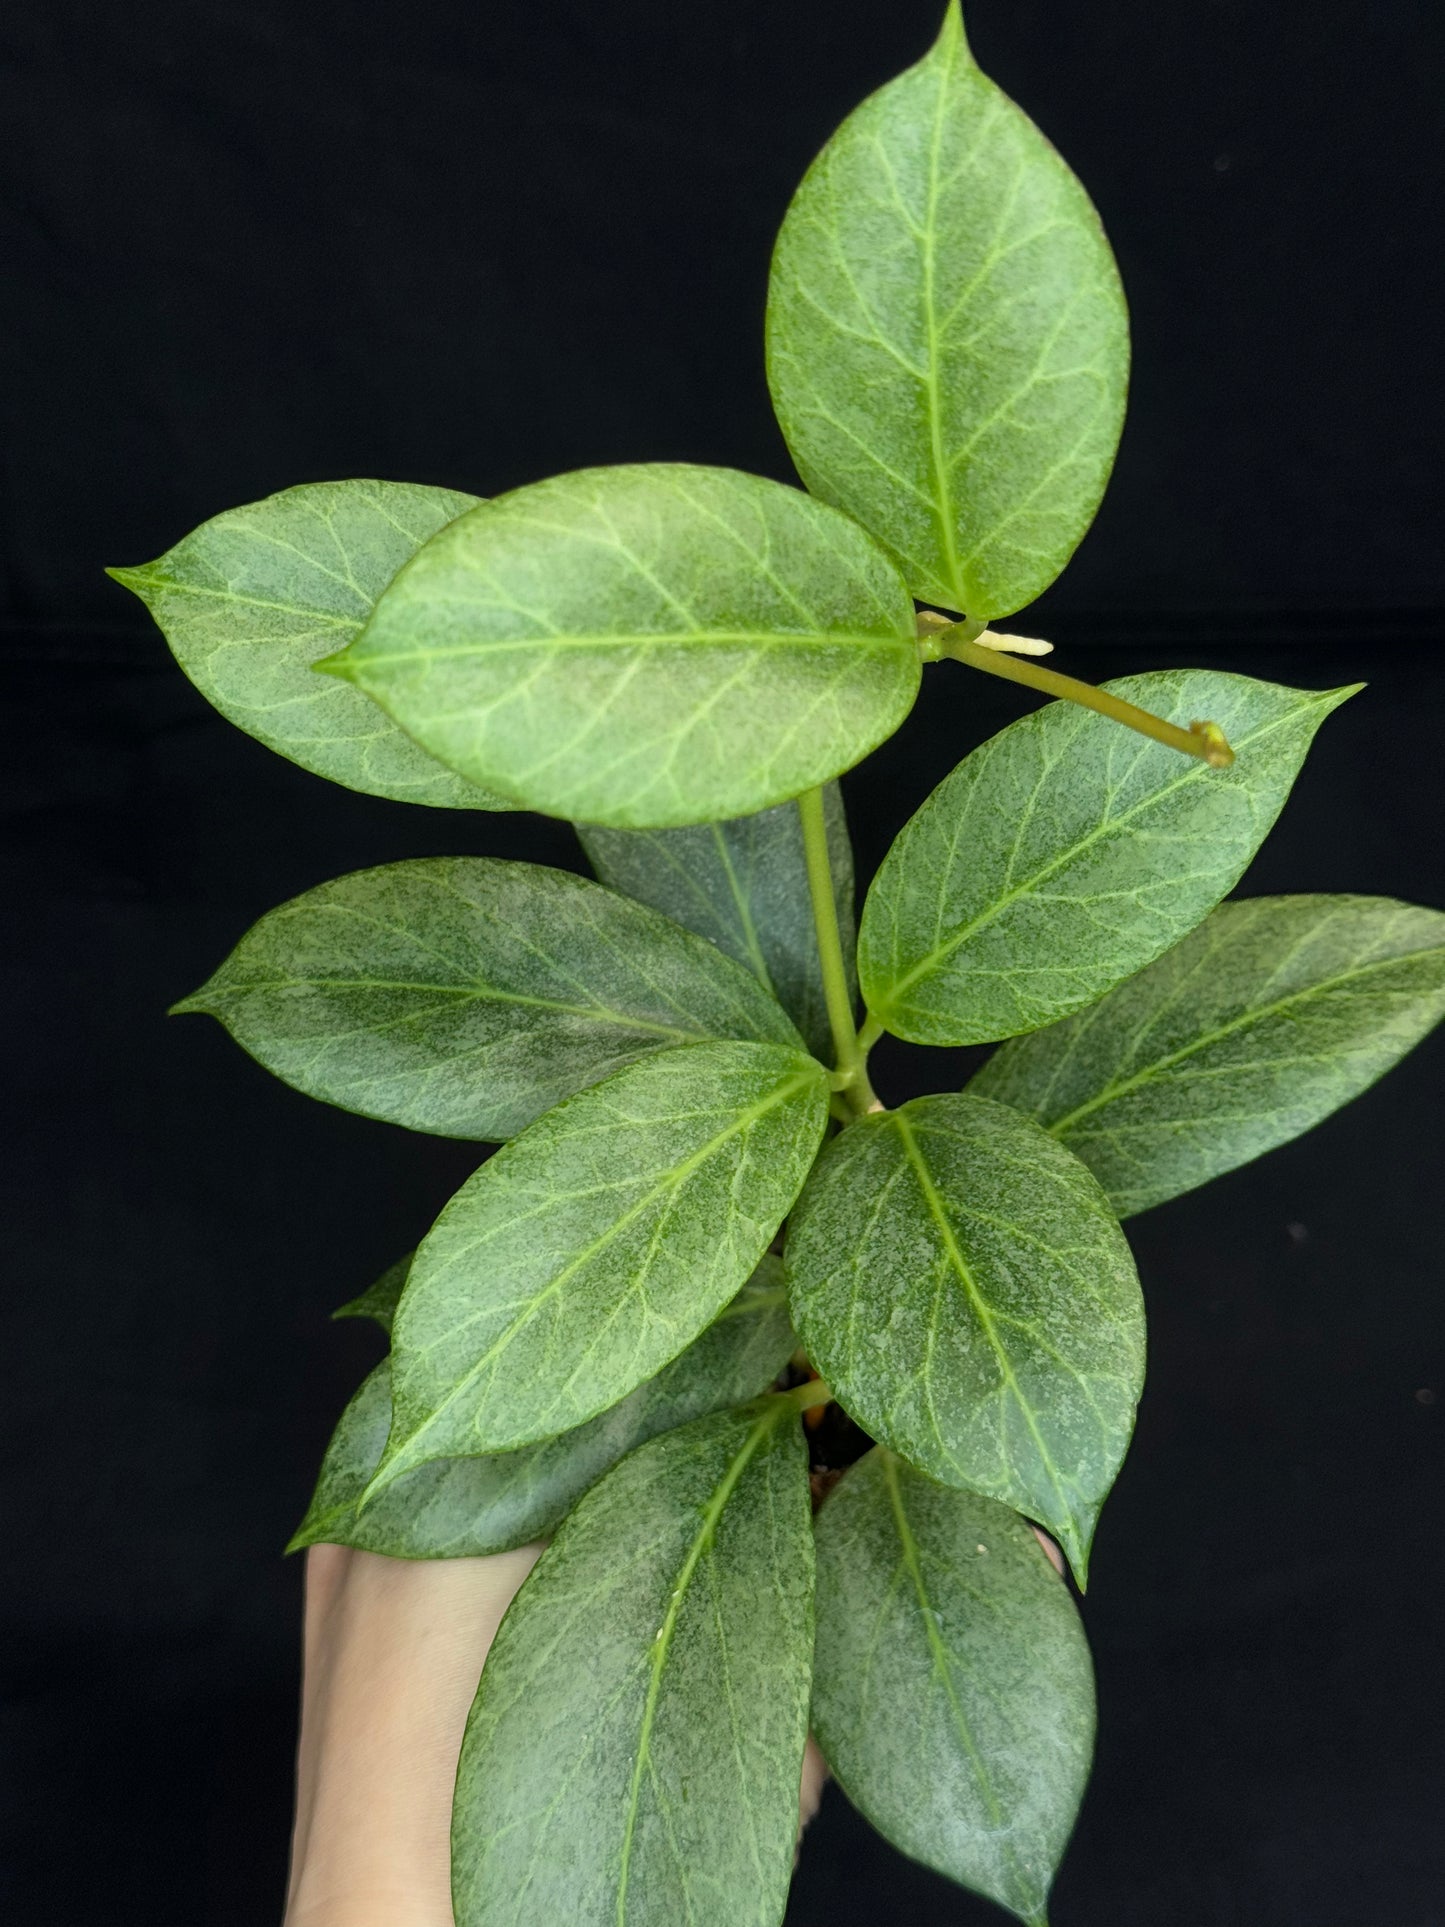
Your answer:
[452,1400,814,1927]
[766,3,1128,617]
[786,1093,1144,1581]
[175,857,802,1140]
[972,893,1445,1215]
[290,1263,795,1558]
[329,463,919,827]
[108,479,512,807]
[578,782,855,1061]
[859,672,1357,1045]
[813,1449,1094,1926]
[373,1041,829,1490]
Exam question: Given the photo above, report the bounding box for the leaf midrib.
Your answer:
[890,1111,1076,1532]
[352,628,911,667]
[379,1061,821,1479]
[876,694,1335,1012]
[614,1409,782,1924]
[1046,944,1445,1137]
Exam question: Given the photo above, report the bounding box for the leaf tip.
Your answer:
[167,991,209,1018]
[283,1524,315,1557]
[1055,1511,1094,1591]
[937,0,970,60]
[106,562,161,601]
[313,648,356,682]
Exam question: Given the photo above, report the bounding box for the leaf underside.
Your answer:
[108,478,513,808]
[859,671,1358,1046]
[331,462,920,828]
[971,893,1445,1215]
[786,1092,1145,1582]
[451,1401,814,1927]
[812,1449,1094,1926]
[766,2,1129,617]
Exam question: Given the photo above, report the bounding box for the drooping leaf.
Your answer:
[371,1040,829,1492]
[290,1261,795,1558]
[578,782,856,1061]
[859,672,1358,1046]
[107,479,512,808]
[971,894,1445,1217]
[325,463,919,828]
[766,3,1129,618]
[173,857,804,1141]
[332,1253,411,1333]
[786,1093,1144,1582]
[812,1449,1094,1927]
[451,1398,813,1927]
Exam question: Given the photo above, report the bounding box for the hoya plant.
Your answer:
[113,8,1444,1923]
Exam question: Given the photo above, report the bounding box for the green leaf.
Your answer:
[332,1253,411,1332]
[373,1040,829,1490]
[971,894,1445,1217]
[108,479,513,808]
[325,463,919,828]
[451,1399,814,1927]
[173,857,804,1141]
[578,782,856,1061]
[859,672,1358,1046]
[765,3,1129,618]
[289,1261,795,1558]
[785,1093,1144,1582]
[812,1449,1094,1927]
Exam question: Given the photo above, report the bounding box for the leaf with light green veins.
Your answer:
[859,671,1358,1046]
[765,2,1129,618]
[812,1449,1094,1927]
[786,1093,1144,1583]
[451,1398,814,1927]
[371,1040,829,1492]
[323,463,920,828]
[332,1253,412,1332]
[173,856,805,1141]
[107,479,513,808]
[578,782,856,1061]
[971,894,1445,1217]
[289,1261,795,1558]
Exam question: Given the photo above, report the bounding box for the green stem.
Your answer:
[777,1376,834,1414]
[936,628,1235,768]
[796,786,878,1113]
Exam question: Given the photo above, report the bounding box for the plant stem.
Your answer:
[778,1376,834,1415]
[797,785,878,1113]
[934,627,1235,768]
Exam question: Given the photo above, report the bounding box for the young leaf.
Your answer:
[786,1093,1144,1582]
[451,1399,814,1927]
[332,1253,411,1333]
[578,782,856,1062]
[372,1040,829,1492]
[765,3,1129,618]
[859,672,1358,1046]
[813,1449,1094,1927]
[174,856,804,1141]
[324,463,919,828]
[289,1261,795,1558]
[971,894,1445,1216]
[107,479,512,808]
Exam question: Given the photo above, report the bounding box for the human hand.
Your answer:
[284,1542,827,1927]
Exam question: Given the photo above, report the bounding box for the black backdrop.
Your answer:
[3,2,1443,1923]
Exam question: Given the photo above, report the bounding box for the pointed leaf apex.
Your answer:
[313,648,356,681]
[106,562,162,600]
[167,990,210,1017]
[1055,1511,1094,1592]
[938,0,971,59]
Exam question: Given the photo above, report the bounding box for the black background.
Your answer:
[3,1,1443,1923]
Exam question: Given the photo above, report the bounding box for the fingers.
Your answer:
[286,1544,542,1927]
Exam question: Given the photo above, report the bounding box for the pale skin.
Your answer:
[283,1543,830,1927]
[283,1523,1062,1925]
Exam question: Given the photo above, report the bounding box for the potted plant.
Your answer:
[112,7,1444,1921]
